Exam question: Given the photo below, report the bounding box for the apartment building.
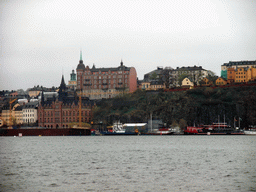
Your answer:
[76,53,137,99]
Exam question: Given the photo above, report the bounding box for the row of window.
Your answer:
[236,76,246,79]
[23,119,35,123]
[78,74,129,80]
[83,84,128,89]
[87,79,128,84]
[83,71,129,75]
[42,111,90,116]
[23,114,34,117]
[23,109,35,113]
[40,118,89,123]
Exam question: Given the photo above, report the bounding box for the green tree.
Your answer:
[150,72,158,80]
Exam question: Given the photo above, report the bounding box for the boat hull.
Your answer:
[0,128,91,136]
[100,132,137,136]
[185,125,244,135]
[142,132,174,135]
[244,130,256,135]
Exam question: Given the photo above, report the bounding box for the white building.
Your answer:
[22,102,38,125]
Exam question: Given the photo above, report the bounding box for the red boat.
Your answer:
[184,123,244,135]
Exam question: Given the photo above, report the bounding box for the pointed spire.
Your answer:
[60,75,67,91]
[120,59,123,66]
[61,75,65,85]
[80,50,83,61]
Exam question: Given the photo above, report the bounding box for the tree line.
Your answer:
[92,85,256,129]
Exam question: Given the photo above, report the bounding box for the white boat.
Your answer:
[112,121,126,133]
[244,130,256,135]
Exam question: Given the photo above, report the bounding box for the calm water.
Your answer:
[0,136,255,192]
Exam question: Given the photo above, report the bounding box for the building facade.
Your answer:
[215,77,227,85]
[140,81,165,91]
[22,102,38,125]
[182,77,194,87]
[221,60,256,79]
[227,66,256,83]
[76,53,137,99]
[1,103,23,127]
[38,99,92,128]
[173,66,208,87]
[38,75,94,128]
[200,77,213,86]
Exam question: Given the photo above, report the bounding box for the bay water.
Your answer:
[0,135,255,192]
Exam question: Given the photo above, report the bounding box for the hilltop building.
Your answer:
[221,60,256,79]
[181,77,194,88]
[227,66,256,83]
[215,77,227,85]
[141,65,208,89]
[173,66,208,86]
[76,51,137,99]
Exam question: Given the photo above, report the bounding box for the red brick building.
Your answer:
[76,52,137,99]
[38,76,93,128]
[38,99,92,128]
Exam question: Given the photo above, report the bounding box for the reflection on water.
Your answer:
[0,136,256,191]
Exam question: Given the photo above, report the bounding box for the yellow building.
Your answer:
[182,77,194,88]
[28,90,41,98]
[201,77,213,86]
[141,81,165,91]
[227,67,236,84]
[226,66,256,83]
[247,67,256,82]
[235,67,247,83]
[215,77,227,85]
[141,82,151,90]
[1,103,23,127]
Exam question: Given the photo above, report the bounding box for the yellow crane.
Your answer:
[79,94,82,127]
[9,98,17,128]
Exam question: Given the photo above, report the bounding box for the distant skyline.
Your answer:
[1,0,256,91]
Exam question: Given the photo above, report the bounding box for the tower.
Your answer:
[76,50,85,90]
[58,75,68,101]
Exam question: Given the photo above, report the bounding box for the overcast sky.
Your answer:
[1,0,256,91]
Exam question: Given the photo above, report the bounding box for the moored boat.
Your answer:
[184,123,244,135]
[101,121,141,135]
[143,127,175,135]
[0,127,91,136]
[244,129,256,135]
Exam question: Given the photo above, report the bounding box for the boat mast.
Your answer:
[150,112,152,132]
[218,115,220,129]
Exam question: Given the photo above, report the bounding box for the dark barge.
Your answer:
[0,127,91,136]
